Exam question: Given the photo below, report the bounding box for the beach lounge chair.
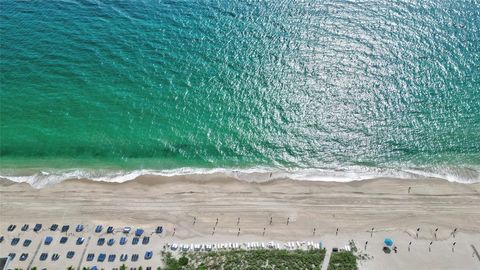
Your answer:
[76,237,85,245]
[155,226,163,234]
[19,253,28,261]
[60,236,68,244]
[107,226,114,233]
[108,254,116,262]
[135,228,144,237]
[40,253,48,261]
[120,254,128,261]
[8,253,15,260]
[21,224,29,231]
[75,224,84,232]
[97,238,105,246]
[98,253,106,262]
[7,224,16,232]
[23,239,31,247]
[132,253,139,262]
[61,225,69,232]
[44,236,53,245]
[107,238,115,246]
[142,236,150,245]
[120,237,127,245]
[132,237,139,245]
[86,253,95,261]
[67,251,75,259]
[50,224,58,231]
[34,223,42,232]
[95,225,103,233]
[52,253,60,261]
[123,227,131,234]
[145,251,153,260]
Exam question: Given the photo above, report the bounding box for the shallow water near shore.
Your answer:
[1,0,479,185]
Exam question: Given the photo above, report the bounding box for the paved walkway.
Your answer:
[77,236,91,270]
[321,248,331,270]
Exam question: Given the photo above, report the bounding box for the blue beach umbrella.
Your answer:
[384,238,394,246]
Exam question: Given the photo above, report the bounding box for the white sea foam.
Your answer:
[1,165,479,188]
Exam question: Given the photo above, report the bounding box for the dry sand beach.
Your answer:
[1,175,480,269]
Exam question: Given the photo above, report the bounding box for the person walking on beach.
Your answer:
[408,186,411,193]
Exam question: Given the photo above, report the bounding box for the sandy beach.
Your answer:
[1,175,480,269]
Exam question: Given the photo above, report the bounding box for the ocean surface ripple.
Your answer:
[1,0,479,185]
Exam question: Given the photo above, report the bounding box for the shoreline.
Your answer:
[1,164,480,189]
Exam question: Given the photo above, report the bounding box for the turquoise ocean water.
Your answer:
[1,0,479,186]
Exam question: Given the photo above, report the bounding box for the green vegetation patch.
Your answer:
[328,251,358,270]
[171,249,326,270]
